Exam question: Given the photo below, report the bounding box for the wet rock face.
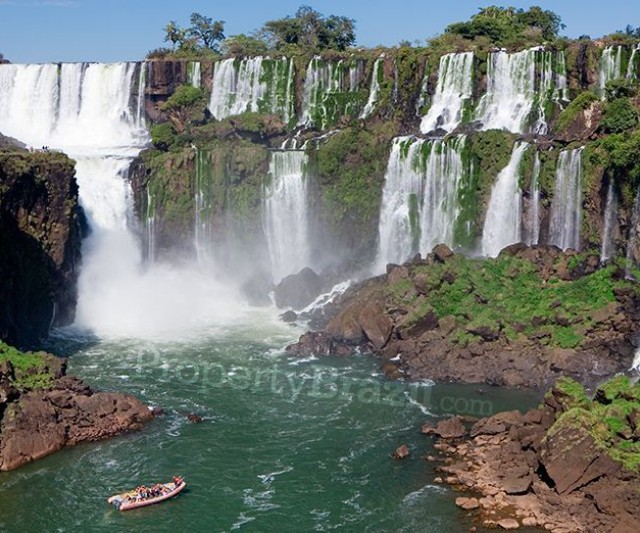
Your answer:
[274,267,323,310]
[0,150,83,347]
[0,376,152,472]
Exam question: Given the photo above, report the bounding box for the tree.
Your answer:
[444,5,564,45]
[161,13,225,54]
[189,12,225,51]
[164,21,185,50]
[515,6,565,40]
[221,34,269,57]
[262,5,356,52]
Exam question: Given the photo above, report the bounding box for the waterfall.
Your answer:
[598,46,623,93]
[360,56,383,119]
[146,189,157,263]
[300,57,363,129]
[625,187,640,277]
[415,61,430,116]
[481,143,528,257]
[188,61,201,88]
[375,136,467,271]
[549,149,583,251]
[601,181,618,262]
[627,45,640,80]
[526,151,541,246]
[263,148,310,283]
[208,57,294,123]
[0,62,244,338]
[420,52,473,134]
[534,50,568,133]
[194,148,213,265]
[475,48,565,134]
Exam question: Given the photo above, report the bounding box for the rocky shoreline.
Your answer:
[0,351,153,472]
[420,377,640,532]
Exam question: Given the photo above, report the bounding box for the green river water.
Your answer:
[0,307,540,532]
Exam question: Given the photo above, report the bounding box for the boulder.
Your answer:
[435,417,467,439]
[357,303,392,349]
[497,518,520,530]
[281,310,298,323]
[455,497,480,510]
[540,424,621,495]
[391,444,410,459]
[0,383,152,471]
[432,244,454,263]
[274,267,323,310]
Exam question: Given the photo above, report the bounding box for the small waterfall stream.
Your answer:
[263,148,310,283]
[481,143,529,257]
[420,52,474,134]
[601,181,618,262]
[549,149,583,251]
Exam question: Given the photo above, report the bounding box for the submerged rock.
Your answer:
[391,444,410,459]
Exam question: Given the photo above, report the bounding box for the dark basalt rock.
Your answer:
[0,150,83,347]
[274,267,323,310]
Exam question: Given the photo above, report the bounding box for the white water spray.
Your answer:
[0,62,243,339]
[601,181,618,262]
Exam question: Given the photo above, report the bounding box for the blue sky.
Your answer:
[1,0,639,63]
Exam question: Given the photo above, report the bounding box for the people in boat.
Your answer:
[172,476,183,486]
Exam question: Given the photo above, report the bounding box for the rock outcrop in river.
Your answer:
[0,343,153,471]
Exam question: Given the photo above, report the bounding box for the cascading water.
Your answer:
[145,189,157,262]
[475,48,565,134]
[263,147,310,283]
[360,56,383,119]
[194,148,213,265]
[601,181,618,262]
[525,151,541,246]
[548,148,583,251]
[0,62,242,338]
[481,143,529,257]
[627,45,640,80]
[598,45,623,92]
[209,57,295,124]
[375,136,468,272]
[625,186,640,277]
[420,52,474,134]
[299,57,364,129]
[415,61,430,116]
[188,60,202,88]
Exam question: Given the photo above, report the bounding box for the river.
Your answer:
[0,307,540,532]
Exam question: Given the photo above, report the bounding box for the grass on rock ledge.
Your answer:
[386,253,635,349]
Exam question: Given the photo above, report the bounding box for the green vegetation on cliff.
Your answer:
[549,376,640,472]
[0,341,60,390]
[386,251,636,349]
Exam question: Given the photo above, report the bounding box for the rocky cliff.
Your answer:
[0,147,83,347]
